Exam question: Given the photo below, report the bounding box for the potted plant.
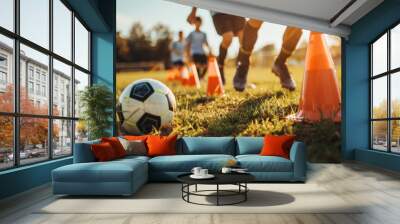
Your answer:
[79,84,113,140]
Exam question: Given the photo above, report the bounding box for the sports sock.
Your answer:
[242,23,259,54]
[275,51,291,65]
[217,45,227,66]
[236,22,259,70]
[218,45,227,84]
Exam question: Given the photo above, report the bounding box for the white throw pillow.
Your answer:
[118,137,147,156]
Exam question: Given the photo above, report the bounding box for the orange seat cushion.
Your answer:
[91,142,118,162]
[101,137,126,158]
[260,135,295,159]
[146,134,178,157]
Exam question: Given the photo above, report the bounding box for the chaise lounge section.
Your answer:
[52,137,306,196]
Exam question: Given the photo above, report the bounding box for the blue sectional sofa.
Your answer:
[52,137,306,196]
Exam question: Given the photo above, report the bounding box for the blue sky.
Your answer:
[117,0,339,59]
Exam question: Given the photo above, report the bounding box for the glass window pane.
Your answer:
[75,18,89,70]
[372,33,387,76]
[372,76,387,119]
[391,120,400,153]
[53,119,72,157]
[74,69,89,118]
[391,72,400,118]
[20,44,49,115]
[0,0,14,31]
[0,35,14,112]
[20,117,49,165]
[75,120,88,143]
[53,59,72,117]
[372,121,388,151]
[0,116,13,170]
[53,0,72,60]
[391,24,400,70]
[20,0,49,49]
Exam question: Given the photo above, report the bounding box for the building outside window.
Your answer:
[28,66,34,80]
[0,54,7,67]
[0,0,91,170]
[35,83,40,95]
[28,81,34,94]
[41,73,46,83]
[0,54,7,90]
[41,85,46,97]
[0,71,7,88]
[371,23,400,154]
[35,69,40,81]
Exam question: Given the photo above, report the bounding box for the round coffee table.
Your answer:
[177,173,255,206]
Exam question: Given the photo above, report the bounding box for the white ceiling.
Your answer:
[165,0,384,38]
[228,0,352,22]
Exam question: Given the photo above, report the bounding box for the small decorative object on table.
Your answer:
[190,167,214,179]
[225,159,238,168]
[221,159,246,173]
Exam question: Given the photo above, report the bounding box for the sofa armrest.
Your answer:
[289,141,307,181]
[73,140,100,163]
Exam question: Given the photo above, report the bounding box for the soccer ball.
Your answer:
[117,79,176,134]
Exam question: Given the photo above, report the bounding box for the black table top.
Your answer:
[177,172,255,185]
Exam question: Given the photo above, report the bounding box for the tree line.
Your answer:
[117,22,172,67]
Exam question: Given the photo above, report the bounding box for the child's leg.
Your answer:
[200,63,207,79]
[218,32,233,85]
[276,27,302,65]
[271,27,302,91]
[233,19,263,91]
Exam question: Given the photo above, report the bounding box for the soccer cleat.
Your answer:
[233,63,249,92]
[271,63,296,91]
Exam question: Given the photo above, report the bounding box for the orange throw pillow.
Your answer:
[91,142,117,162]
[124,135,148,141]
[101,137,126,158]
[260,135,295,159]
[146,134,177,157]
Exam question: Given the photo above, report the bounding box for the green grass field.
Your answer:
[117,65,342,162]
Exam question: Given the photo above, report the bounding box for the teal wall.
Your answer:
[0,0,116,200]
[0,158,72,199]
[91,0,117,135]
[343,0,400,170]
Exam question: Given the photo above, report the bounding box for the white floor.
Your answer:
[1,163,400,224]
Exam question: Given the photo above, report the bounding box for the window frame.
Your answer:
[370,21,400,154]
[0,0,92,171]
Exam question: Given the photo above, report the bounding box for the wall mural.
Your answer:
[116,0,342,162]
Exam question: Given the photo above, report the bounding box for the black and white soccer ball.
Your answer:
[117,79,176,134]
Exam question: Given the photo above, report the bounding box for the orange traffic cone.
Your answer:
[207,57,224,96]
[185,63,201,88]
[166,68,179,81]
[180,66,190,85]
[289,32,341,122]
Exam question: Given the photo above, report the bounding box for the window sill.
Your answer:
[0,156,72,176]
[355,148,400,172]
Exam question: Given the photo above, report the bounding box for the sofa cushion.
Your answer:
[149,154,235,172]
[101,137,127,158]
[260,135,295,159]
[178,137,235,155]
[123,135,148,141]
[119,138,147,156]
[235,137,264,155]
[147,134,177,157]
[91,142,118,161]
[53,158,147,183]
[115,155,150,163]
[236,155,293,172]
